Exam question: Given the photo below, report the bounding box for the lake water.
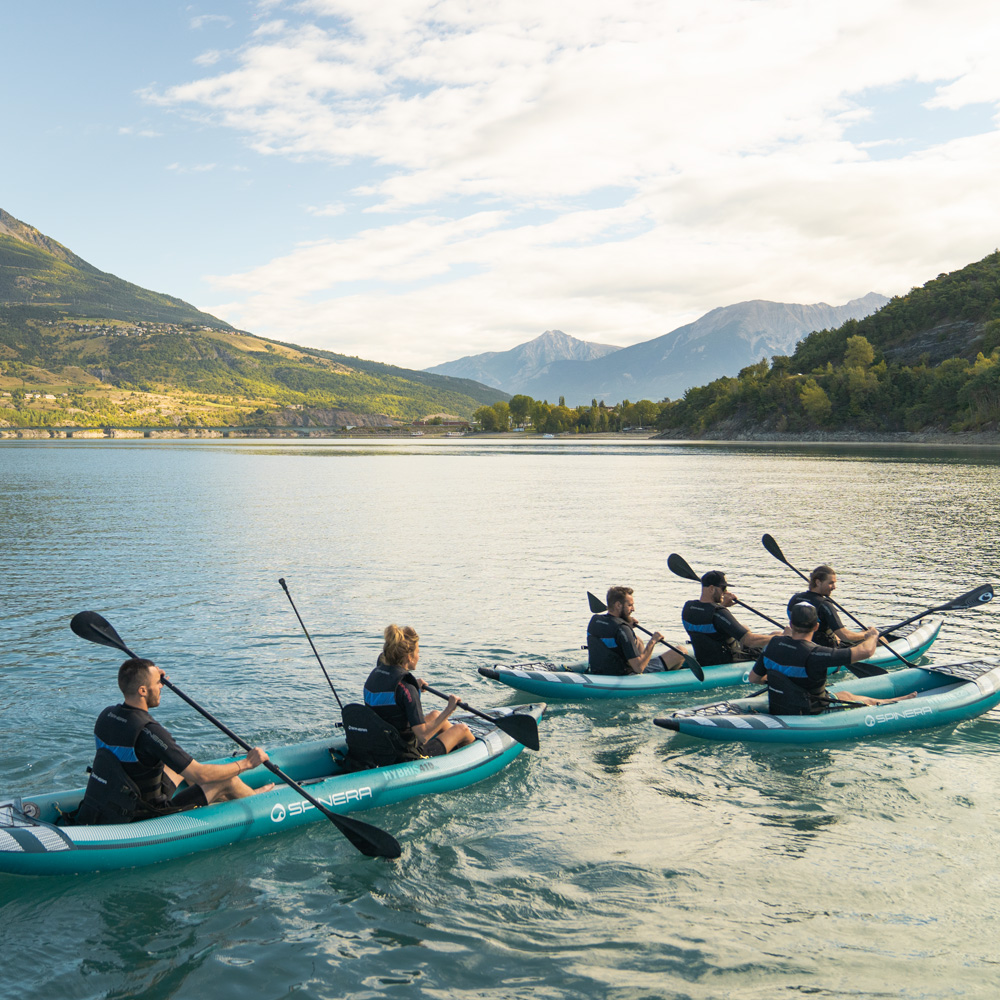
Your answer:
[1,438,999,1000]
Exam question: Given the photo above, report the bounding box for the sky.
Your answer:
[3,1,999,370]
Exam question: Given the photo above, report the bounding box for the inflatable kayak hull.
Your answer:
[653,660,1000,744]
[0,704,544,877]
[479,620,941,702]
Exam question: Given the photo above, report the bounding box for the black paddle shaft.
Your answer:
[279,578,344,711]
[879,584,995,635]
[421,684,540,751]
[68,611,402,859]
[666,553,783,628]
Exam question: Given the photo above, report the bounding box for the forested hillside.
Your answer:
[657,251,1000,438]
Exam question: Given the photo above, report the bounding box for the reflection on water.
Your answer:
[2,439,999,1000]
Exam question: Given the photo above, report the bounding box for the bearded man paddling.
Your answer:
[75,658,273,824]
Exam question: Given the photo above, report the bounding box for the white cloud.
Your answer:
[157,0,1000,366]
[190,14,235,30]
[166,162,218,172]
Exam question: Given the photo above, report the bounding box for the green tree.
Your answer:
[509,394,532,427]
[800,378,832,424]
[844,335,875,369]
[474,405,500,431]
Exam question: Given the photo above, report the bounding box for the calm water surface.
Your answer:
[2,438,999,1000]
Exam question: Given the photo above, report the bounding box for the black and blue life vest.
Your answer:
[363,656,422,753]
[586,614,633,675]
[761,636,826,715]
[681,600,741,666]
[75,704,169,824]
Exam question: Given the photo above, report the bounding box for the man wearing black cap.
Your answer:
[748,602,882,714]
[681,571,778,667]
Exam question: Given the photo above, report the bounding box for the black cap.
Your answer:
[790,601,819,629]
[701,570,728,589]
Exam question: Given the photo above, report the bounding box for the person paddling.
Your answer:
[787,565,871,648]
[682,571,779,667]
[587,586,688,674]
[363,625,475,757]
[748,602,916,714]
[75,658,273,824]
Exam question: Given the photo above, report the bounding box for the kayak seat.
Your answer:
[339,704,424,771]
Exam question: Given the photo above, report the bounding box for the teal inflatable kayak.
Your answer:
[653,659,1000,743]
[0,703,544,877]
[478,620,941,702]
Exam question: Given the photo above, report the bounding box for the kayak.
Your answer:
[653,659,1000,744]
[0,703,544,877]
[478,620,941,702]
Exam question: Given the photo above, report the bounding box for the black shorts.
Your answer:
[419,737,447,757]
[134,779,209,820]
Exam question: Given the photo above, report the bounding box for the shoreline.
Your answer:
[3,426,999,447]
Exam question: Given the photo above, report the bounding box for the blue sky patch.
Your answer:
[842,80,998,160]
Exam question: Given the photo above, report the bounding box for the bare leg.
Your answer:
[164,765,274,806]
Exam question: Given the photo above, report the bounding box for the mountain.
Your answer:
[0,208,508,428]
[513,296,889,405]
[0,208,231,328]
[657,250,1000,438]
[426,329,620,391]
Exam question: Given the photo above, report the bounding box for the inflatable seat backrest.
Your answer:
[341,703,423,769]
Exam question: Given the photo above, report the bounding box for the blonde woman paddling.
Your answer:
[363,625,475,756]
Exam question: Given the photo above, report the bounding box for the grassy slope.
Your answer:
[0,213,507,426]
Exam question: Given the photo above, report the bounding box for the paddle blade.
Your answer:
[761,533,788,564]
[70,611,138,659]
[943,583,994,611]
[847,661,889,678]
[494,713,541,751]
[667,553,700,582]
[685,657,706,682]
[587,591,607,613]
[328,811,403,859]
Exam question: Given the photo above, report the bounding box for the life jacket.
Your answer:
[75,705,170,824]
[340,703,424,770]
[586,614,632,675]
[788,591,838,647]
[362,656,423,757]
[761,636,825,715]
[73,748,144,825]
[681,600,742,666]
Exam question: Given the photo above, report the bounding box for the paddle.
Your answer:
[279,578,344,711]
[878,584,994,635]
[666,552,783,628]
[278,580,540,752]
[421,685,540,751]
[69,611,402,860]
[760,533,908,671]
[587,591,705,681]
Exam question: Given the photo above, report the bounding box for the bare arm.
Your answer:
[848,628,880,662]
[181,746,268,786]
[627,632,665,674]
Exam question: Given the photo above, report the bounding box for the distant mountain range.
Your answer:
[428,295,889,405]
[0,208,507,427]
[426,329,619,390]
